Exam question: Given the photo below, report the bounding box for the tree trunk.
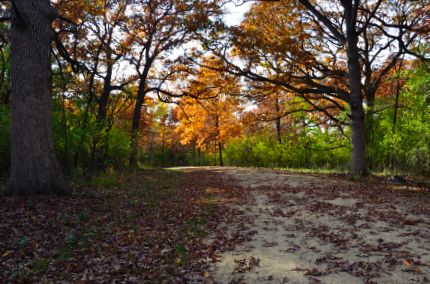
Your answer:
[218,141,224,167]
[97,52,113,122]
[349,100,367,176]
[275,95,282,144]
[346,12,367,176]
[129,71,149,168]
[161,133,166,168]
[389,59,403,171]
[197,147,201,165]
[214,115,224,167]
[7,0,69,195]
[90,53,114,173]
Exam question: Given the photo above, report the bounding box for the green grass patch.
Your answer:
[174,243,188,264]
[55,245,73,261]
[187,205,215,237]
[31,257,50,274]
[84,174,119,187]
[275,167,348,175]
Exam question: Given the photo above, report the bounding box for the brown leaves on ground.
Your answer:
[233,256,260,273]
[0,169,240,283]
[2,168,430,283]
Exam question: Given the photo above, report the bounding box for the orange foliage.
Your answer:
[174,56,243,152]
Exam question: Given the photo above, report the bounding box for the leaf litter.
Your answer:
[199,167,430,284]
[2,167,430,283]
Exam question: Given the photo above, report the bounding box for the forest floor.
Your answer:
[1,167,430,283]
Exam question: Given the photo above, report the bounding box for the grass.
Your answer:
[274,167,349,175]
[174,243,188,264]
[166,165,350,175]
[31,257,50,274]
[83,173,120,187]
[55,245,73,261]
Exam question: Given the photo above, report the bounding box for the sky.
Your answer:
[115,1,253,90]
[223,1,253,26]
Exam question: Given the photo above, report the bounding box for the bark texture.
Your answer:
[7,0,69,195]
[345,2,368,176]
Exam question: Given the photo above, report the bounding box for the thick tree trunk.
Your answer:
[346,18,367,176]
[349,100,367,175]
[7,0,69,195]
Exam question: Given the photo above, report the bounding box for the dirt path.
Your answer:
[175,167,430,283]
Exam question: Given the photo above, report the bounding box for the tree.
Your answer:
[7,0,69,195]
[203,0,427,175]
[242,82,343,144]
[174,56,242,166]
[124,0,222,167]
[54,0,135,172]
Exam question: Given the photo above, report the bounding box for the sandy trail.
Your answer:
[174,167,430,284]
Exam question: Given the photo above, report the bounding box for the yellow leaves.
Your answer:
[2,250,14,257]
[175,93,243,150]
[232,0,317,73]
[173,56,243,151]
[55,0,105,23]
[203,271,210,278]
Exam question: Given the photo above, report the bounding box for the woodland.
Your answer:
[1,0,430,283]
